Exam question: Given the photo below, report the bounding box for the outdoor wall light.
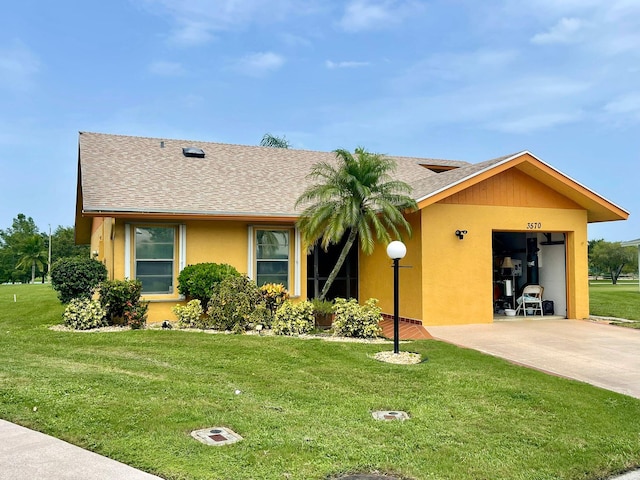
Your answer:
[455,230,468,240]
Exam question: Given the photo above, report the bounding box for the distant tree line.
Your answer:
[0,213,89,284]
[588,239,638,284]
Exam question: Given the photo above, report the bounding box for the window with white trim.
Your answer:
[134,226,175,294]
[255,229,289,288]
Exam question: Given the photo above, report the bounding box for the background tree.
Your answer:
[260,133,290,148]
[16,235,47,283]
[50,226,90,262]
[296,147,417,300]
[0,214,40,283]
[589,240,637,284]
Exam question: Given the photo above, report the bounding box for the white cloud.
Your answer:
[604,92,640,116]
[338,0,423,32]
[0,40,40,91]
[488,112,584,134]
[531,17,585,45]
[520,1,640,54]
[394,49,518,88]
[325,60,370,69]
[148,60,185,76]
[232,52,285,76]
[280,33,312,48]
[138,0,322,46]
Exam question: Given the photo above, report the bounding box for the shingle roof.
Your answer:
[77,132,470,217]
[409,154,518,202]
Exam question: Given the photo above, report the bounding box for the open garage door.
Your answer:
[493,231,567,318]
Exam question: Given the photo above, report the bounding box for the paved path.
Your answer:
[428,319,640,399]
[0,419,163,480]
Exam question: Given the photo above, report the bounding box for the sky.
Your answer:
[1,0,638,241]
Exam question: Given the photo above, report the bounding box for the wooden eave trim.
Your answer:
[514,156,629,220]
[416,151,629,221]
[416,155,526,209]
[81,210,299,224]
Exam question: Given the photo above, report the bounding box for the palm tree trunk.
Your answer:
[319,228,358,301]
[31,261,36,284]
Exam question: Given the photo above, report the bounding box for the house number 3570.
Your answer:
[527,222,542,229]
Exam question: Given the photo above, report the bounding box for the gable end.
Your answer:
[437,168,582,210]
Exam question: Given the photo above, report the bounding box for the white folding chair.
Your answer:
[515,285,544,317]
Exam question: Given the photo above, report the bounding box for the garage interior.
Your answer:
[492,231,567,319]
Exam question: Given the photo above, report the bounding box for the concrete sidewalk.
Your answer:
[0,419,163,480]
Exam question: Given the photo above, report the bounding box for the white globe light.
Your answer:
[386,240,407,260]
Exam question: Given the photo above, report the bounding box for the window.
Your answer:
[134,226,175,294]
[255,229,289,288]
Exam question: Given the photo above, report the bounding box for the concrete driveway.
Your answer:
[428,319,640,399]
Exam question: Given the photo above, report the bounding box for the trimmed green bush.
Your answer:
[332,298,383,338]
[206,275,264,333]
[177,263,240,305]
[51,257,107,304]
[272,300,315,335]
[98,279,144,325]
[63,297,107,330]
[172,299,204,328]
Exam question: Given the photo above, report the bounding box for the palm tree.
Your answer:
[296,147,417,300]
[16,235,47,283]
[260,133,290,148]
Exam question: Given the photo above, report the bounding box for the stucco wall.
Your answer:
[359,211,423,321]
[420,203,588,325]
[97,219,305,323]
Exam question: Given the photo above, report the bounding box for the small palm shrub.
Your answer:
[51,257,107,303]
[207,276,264,333]
[332,298,383,338]
[260,283,289,314]
[172,299,204,328]
[311,298,334,327]
[272,300,315,335]
[177,263,240,305]
[63,297,107,330]
[98,279,144,326]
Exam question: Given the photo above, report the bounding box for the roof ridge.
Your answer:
[78,131,467,164]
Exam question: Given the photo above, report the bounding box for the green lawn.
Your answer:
[2,285,640,480]
[590,281,640,321]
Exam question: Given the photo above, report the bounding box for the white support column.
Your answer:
[124,224,131,279]
[179,224,187,272]
[294,227,301,297]
[247,226,254,280]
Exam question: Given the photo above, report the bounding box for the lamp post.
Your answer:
[386,240,406,354]
[48,224,52,283]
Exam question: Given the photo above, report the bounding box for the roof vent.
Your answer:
[182,147,205,158]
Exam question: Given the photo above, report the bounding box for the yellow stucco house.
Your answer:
[75,132,628,326]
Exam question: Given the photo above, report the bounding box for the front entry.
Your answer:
[306,236,358,300]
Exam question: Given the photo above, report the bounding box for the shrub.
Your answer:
[272,300,315,335]
[332,298,383,338]
[177,263,240,305]
[260,283,289,314]
[98,279,143,325]
[51,257,107,304]
[172,299,204,328]
[63,297,107,330]
[123,301,148,330]
[207,275,264,333]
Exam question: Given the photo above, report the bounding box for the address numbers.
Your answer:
[526,222,542,229]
